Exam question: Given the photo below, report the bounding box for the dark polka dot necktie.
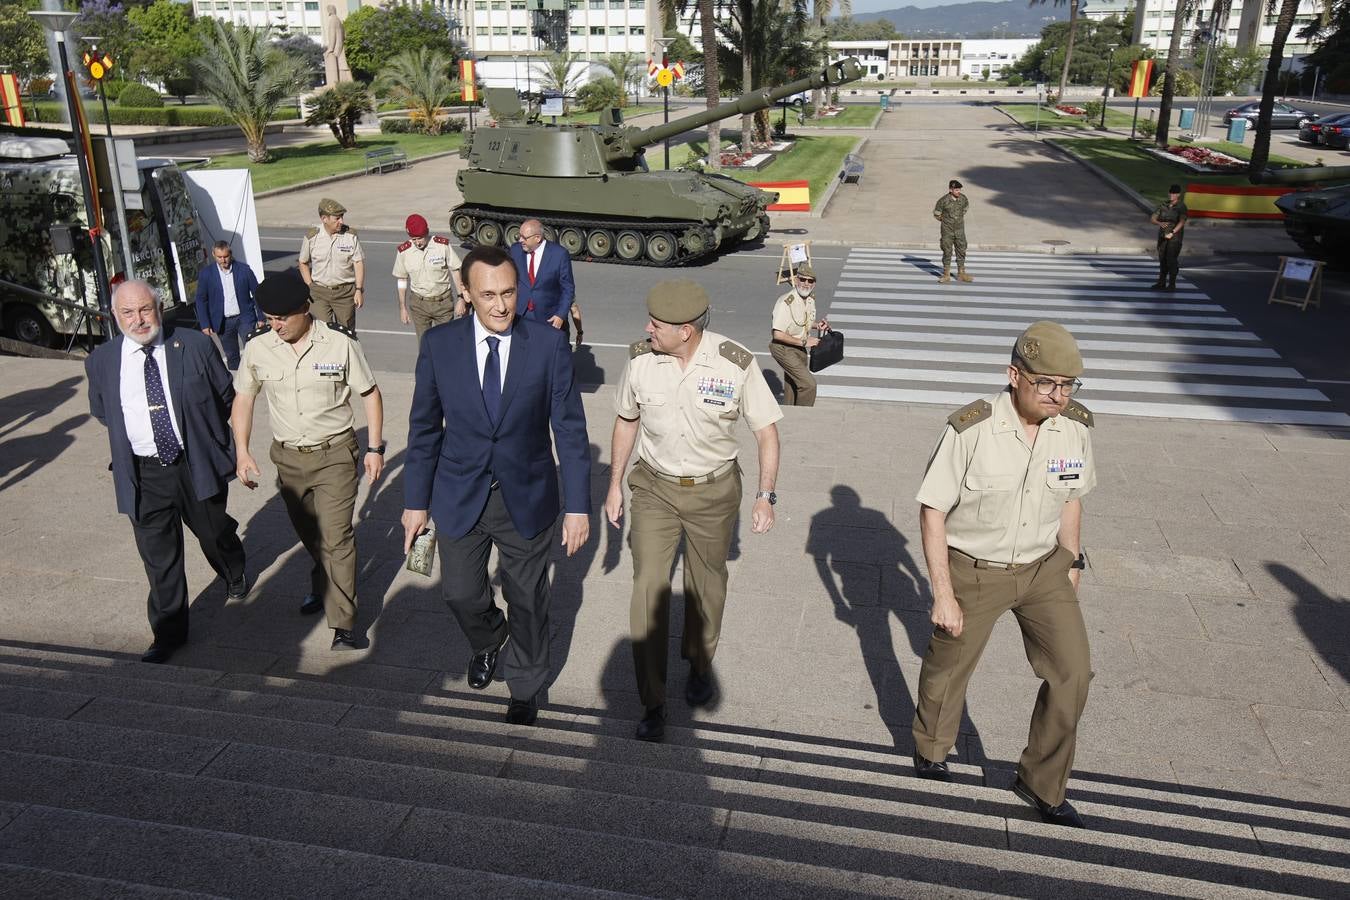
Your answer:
[142,345,182,464]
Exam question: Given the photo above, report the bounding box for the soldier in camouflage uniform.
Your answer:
[933,179,973,284]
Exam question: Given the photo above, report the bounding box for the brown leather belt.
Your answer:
[278,429,354,453]
[639,458,736,486]
[949,546,1058,571]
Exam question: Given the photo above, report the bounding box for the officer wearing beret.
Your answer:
[605,280,783,742]
[1149,184,1187,291]
[230,268,385,650]
[768,262,831,407]
[299,198,365,331]
[910,320,1096,829]
[394,213,465,341]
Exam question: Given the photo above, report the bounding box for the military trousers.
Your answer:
[408,288,457,341]
[628,459,741,710]
[768,341,817,407]
[1156,234,1183,284]
[940,226,968,268]
[270,431,360,630]
[912,544,1092,807]
[309,282,357,331]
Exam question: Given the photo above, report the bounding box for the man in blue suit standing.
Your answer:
[194,241,260,369]
[87,280,248,664]
[402,245,591,726]
[510,218,575,334]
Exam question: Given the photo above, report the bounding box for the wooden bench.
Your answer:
[840,153,864,184]
[364,146,408,175]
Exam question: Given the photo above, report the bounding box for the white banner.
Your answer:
[182,169,264,285]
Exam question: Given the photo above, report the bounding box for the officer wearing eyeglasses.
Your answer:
[909,320,1097,831]
[769,263,830,407]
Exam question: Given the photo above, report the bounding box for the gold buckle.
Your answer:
[679,476,696,486]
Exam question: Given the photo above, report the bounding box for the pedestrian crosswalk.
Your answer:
[815,248,1350,426]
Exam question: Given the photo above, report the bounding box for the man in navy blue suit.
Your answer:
[510,218,575,333]
[402,245,591,726]
[87,280,248,664]
[194,241,260,369]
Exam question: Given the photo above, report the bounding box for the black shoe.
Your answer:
[912,752,953,782]
[331,628,359,650]
[140,642,180,664]
[684,667,715,707]
[299,593,323,616]
[226,574,249,601]
[467,631,509,690]
[505,695,538,726]
[636,706,666,742]
[1149,281,1166,290]
[1166,281,1177,291]
[1013,776,1086,828]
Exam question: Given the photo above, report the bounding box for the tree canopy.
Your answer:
[1011,13,1149,91]
[343,4,461,82]
[126,0,203,87]
[0,2,50,84]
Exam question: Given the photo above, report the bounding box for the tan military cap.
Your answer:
[647,279,709,324]
[795,263,816,280]
[318,197,347,216]
[1014,320,1083,377]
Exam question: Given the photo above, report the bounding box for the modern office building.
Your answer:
[1130,0,1323,60]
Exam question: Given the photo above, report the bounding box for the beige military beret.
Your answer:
[1014,320,1083,377]
[795,262,816,279]
[318,197,347,216]
[647,279,709,325]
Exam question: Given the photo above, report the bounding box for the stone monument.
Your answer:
[323,5,352,86]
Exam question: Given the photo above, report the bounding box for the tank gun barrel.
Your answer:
[1251,165,1350,185]
[617,58,863,157]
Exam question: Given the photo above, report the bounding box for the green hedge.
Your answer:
[118,83,164,108]
[379,116,465,134]
[26,103,300,127]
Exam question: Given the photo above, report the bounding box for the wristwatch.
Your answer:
[365,443,386,456]
[755,491,777,505]
[1069,552,1086,570]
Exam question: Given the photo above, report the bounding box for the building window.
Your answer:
[609,0,624,6]
[568,0,581,7]
[511,0,526,7]
[476,25,489,34]
[608,25,623,34]
[491,0,505,8]
[268,0,282,9]
[493,25,507,34]
[250,1,263,9]
[569,25,584,34]
[630,0,643,6]
[590,0,603,7]
[590,25,604,34]
[512,26,526,34]
[475,0,486,7]
[303,0,318,8]
[307,25,320,34]
[630,24,643,34]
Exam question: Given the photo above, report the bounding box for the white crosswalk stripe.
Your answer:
[814,250,1350,426]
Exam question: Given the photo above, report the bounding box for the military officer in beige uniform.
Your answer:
[768,262,830,407]
[910,320,1096,829]
[298,197,365,331]
[394,213,465,341]
[230,268,386,651]
[605,280,783,742]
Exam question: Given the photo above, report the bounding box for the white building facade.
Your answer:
[1129,0,1323,60]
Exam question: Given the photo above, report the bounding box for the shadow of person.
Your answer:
[570,344,605,392]
[1269,562,1350,685]
[762,369,785,401]
[806,485,985,762]
[0,414,87,492]
[548,444,605,684]
[0,376,82,438]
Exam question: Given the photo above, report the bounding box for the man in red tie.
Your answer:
[511,218,576,340]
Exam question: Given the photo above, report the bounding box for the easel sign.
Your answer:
[777,241,812,284]
[1268,256,1324,311]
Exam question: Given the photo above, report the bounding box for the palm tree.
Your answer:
[304,80,376,148]
[531,50,585,113]
[1248,0,1305,177]
[1154,0,1197,146]
[190,20,308,163]
[659,0,722,170]
[601,52,641,107]
[810,0,851,111]
[376,47,460,134]
[717,0,812,143]
[1029,0,1081,99]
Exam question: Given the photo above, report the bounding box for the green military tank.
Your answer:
[449,58,863,266]
[1253,164,1350,261]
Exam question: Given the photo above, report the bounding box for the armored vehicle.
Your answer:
[450,58,863,266]
[0,134,206,347]
[1268,171,1350,261]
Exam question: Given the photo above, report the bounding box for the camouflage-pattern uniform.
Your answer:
[933,191,971,282]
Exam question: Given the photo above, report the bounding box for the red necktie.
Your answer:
[528,250,536,285]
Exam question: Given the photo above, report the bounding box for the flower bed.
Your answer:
[1158,144,1246,171]
[1055,104,1086,116]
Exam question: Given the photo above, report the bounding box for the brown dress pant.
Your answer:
[768,341,817,407]
[912,545,1092,806]
[309,282,357,331]
[408,289,457,341]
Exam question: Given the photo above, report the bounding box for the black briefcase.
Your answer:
[809,330,844,373]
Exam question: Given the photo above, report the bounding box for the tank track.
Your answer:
[448,206,770,268]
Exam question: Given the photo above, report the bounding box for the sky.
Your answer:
[848,0,999,12]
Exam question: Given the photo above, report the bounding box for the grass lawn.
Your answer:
[552,103,664,125]
[201,132,464,194]
[996,103,1135,131]
[1053,137,1282,206]
[801,106,882,128]
[649,136,855,204]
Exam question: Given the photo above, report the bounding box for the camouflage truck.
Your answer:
[0,134,206,347]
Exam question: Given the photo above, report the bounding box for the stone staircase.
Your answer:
[0,642,1346,899]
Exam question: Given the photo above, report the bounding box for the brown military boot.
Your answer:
[938,266,952,284]
[957,266,973,283]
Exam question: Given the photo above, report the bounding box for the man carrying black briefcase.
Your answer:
[769,263,834,406]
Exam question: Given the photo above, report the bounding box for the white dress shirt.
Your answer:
[218,264,240,317]
[119,335,185,456]
[472,314,511,392]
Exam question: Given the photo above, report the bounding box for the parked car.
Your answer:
[1224,101,1319,130]
[1297,113,1350,143]
[1320,117,1350,149]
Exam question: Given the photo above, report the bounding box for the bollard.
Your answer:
[1179,108,1195,129]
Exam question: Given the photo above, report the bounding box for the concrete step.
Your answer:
[0,862,224,899]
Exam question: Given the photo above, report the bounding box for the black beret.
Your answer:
[255,267,310,317]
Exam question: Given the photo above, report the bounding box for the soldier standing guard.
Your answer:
[933,179,973,284]
[299,197,365,331]
[910,320,1096,829]
[394,213,465,341]
[1149,184,1188,291]
[604,281,783,743]
[230,268,386,651]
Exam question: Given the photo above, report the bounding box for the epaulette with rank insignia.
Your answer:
[305,226,320,239]
[433,235,450,245]
[1063,399,1094,428]
[244,322,272,343]
[325,321,359,340]
[718,339,752,370]
[397,240,412,252]
[947,399,992,433]
[629,339,652,358]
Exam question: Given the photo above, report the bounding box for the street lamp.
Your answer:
[652,36,673,170]
[29,9,112,329]
[1100,43,1118,130]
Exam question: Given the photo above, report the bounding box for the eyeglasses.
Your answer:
[520,232,541,241]
[1025,376,1083,396]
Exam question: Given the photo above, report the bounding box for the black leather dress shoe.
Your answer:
[141,643,179,664]
[467,631,509,690]
[635,706,665,742]
[1013,776,1086,828]
[331,628,359,650]
[505,695,538,726]
[912,752,952,782]
[299,593,323,616]
[1149,281,1166,290]
[684,668,715,707]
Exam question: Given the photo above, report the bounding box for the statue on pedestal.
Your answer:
[323,5,352,86]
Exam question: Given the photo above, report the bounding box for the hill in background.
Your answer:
[853,0,1065,37]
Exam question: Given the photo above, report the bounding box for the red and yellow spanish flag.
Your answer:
[460,59,477,102]
[1128,59,1154,99]
[750,180,810,212]
[0,74,25,127]
[1183,182,1295,220]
